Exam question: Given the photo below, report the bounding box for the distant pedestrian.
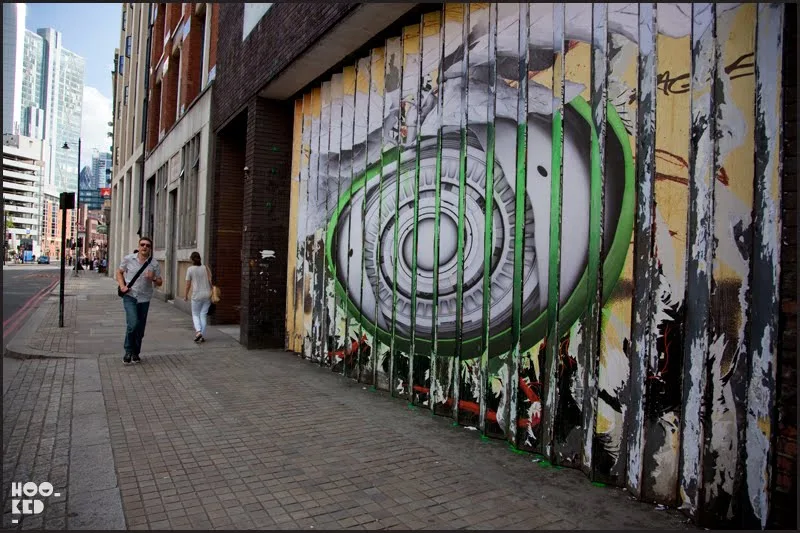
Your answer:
[68,256,73,267]
[184,251,213,343]
[116,237,162,364]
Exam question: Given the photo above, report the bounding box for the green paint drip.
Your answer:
[592,482,607,488]
[508,444,526,455]
[480,435,490,442]
[369,386,377,392]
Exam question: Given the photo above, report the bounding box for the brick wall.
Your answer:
[772,3,798,530]
[208,112,246,326]
[212,2,356,129]
[240,97,293,349]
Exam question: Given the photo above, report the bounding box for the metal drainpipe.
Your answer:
[138,2,153,237]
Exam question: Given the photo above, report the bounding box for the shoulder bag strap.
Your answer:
[127,257,153,289]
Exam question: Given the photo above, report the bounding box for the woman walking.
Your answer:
[184,252,213,342]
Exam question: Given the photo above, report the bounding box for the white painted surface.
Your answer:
[242,3,273,41]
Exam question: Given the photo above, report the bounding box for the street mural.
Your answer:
[283,3,786,528]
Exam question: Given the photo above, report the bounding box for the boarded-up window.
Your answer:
[154,163,168,249]
[179,133,200,247]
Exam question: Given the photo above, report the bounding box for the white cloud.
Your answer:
[80,86,113,166]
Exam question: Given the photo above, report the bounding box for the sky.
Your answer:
[25,3,121,166]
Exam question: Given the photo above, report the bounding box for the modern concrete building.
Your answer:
[3,3,25,136]
[91,150,113,189]
[20,28,85,197]
[3,133,44,257]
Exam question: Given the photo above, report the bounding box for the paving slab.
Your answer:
[2,272,697,530]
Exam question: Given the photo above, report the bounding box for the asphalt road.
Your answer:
[2,263,61,352]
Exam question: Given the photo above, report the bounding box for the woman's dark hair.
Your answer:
[190,251,202,266]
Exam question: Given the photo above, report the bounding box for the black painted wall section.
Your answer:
[240,97,293,349]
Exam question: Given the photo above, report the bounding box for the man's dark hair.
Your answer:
[139,236,153,246]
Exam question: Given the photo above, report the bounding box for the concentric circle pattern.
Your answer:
[333,133,538,351]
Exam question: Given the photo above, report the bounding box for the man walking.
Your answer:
[116,237,162,364]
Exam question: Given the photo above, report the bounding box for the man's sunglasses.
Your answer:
[139,243,152,248]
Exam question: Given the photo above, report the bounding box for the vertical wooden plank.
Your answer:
[374,36,402,392]
[386,30,405,396]
[306,87,322,362]
[431,4,463,416]
[287,99,303,352]
[346,56,371,381]
[452,2,471,423]
[505,0,530,448]
[581,1,607,476]
[457,1,491,428]
[409,11,442,408]
[406,15,424,403]
[428,8,445,410]
[317,82,332,366]
[361,47,385,386]
[481,1,521,440]
[301,92,314,361]
[593,2,638,485]
[678,2,716,518]
[552,2,593,467]
[339,65,357,372]
[389,24,415,399]
[626,2,657,497]
[640,2,691,506]
[744,3,783,529]
[702,3,758,524]
[540,1,564,459]
[326,73,344,370]
[478,2,498,433]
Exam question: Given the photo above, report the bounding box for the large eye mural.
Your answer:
[283,3,786,527]
[328,101,632,359]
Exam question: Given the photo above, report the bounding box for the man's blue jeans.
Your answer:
[123,295,151,355]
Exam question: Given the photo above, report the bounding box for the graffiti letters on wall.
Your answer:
[283,3,785,528]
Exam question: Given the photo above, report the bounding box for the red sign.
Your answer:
[100,188,111,199]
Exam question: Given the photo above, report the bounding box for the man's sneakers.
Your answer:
[123,353,142,365]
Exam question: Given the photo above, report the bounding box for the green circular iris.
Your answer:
[325,96,634,359]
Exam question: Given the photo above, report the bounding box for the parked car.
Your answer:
[37,256,50,264]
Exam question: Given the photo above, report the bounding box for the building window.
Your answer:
[179,133,200,247]
[126,36,132,58]
[124,85,129,107]
[198,12,206,88]
[122,10,127,31]
[118,55,125,75]
[154,163,168,250]
[145,176,156,238]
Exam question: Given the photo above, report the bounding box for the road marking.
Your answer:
[3,279,59,340]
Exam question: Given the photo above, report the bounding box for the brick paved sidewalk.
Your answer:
[3,274,695,530]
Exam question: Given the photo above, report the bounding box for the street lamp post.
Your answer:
[58,191,75,328]
[62,139,81,270]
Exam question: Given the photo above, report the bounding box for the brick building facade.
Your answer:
[209,3,417,347]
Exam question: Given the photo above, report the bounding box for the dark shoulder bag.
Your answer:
[118,257,153,298]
